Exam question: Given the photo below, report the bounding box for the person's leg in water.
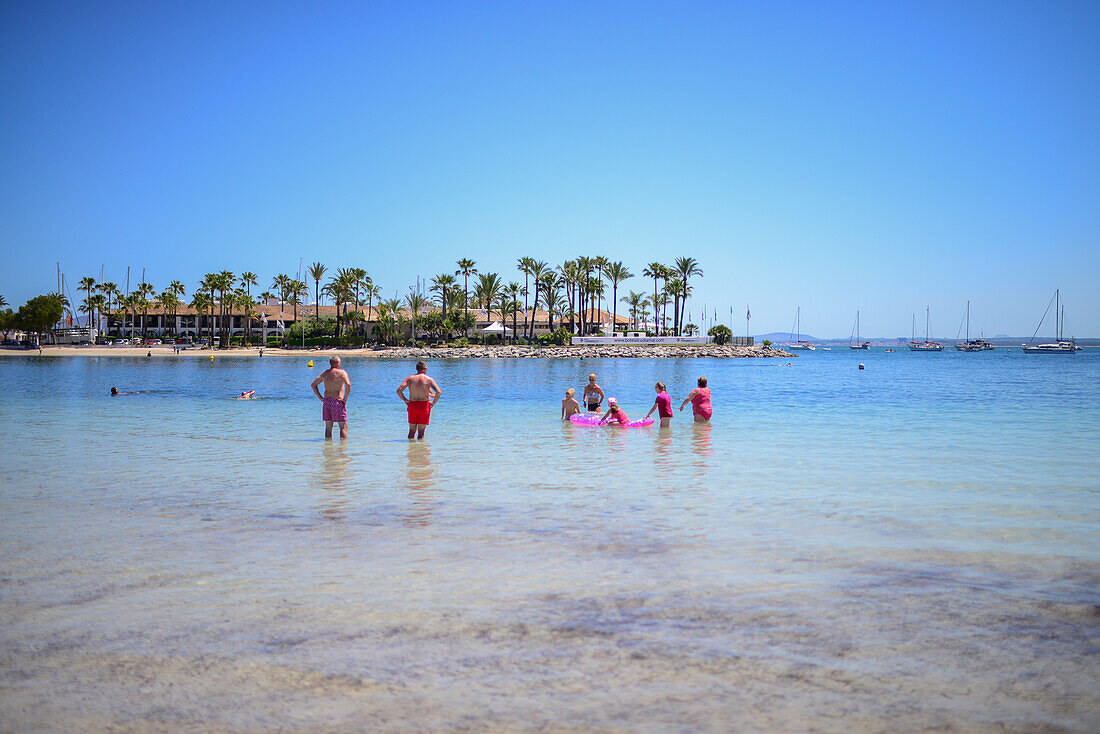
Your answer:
[325,420,334,439]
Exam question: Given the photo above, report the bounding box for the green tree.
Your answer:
[455,258,477,338]
[430,274,455,319]
[17,294,65,343]
[506,282,520,343]
[708,324,732,345]
[308,262,326,318]
[78,276,96,329]
[605,261,632,333]
[622,291,646,330]
[642,262,667,335]
[674,257,703,336]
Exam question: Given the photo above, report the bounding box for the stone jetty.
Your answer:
[357,344,794,360]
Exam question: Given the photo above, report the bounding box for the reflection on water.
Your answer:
[404,441,435,526]
[691,422,713,465]
[317,441,351,520]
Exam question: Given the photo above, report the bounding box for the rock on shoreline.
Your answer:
[362,344,794,359]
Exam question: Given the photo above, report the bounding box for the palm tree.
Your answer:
[78,276,96,328]
[239,272,258,300]
[352,269,370,337]
[674,257,703,336]
[190,292,212,343]
[623,291,646,330]
[592,256,608,323]
[404,291,427,343]
[516,257,535,338]
[290,278,307,324]
[237,293,256,345]
[476,272,502,316]
[363,282,381,327]
[539,272,561,333]
[642,262,667,335]
[136,281,155,338]
[96,282,118,335]
[430,274,455,319]
[270,273,290,323]
[575,256,595,334]
[605,261,632,333]
[527,260,549,339]
[308,262,326,318]
[506,282,520,343]
[455,258,477,338]
[665,277,683,335]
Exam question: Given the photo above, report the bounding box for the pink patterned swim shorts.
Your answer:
[322,397,347,423]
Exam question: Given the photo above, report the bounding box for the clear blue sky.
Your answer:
[2,0,1098,338]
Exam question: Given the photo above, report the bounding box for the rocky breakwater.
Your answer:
[367,344,793,360]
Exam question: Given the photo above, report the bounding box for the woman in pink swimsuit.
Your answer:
[679,376,712,422]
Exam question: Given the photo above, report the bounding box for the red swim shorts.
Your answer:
[407,400,431,425]
[322,397,347,423]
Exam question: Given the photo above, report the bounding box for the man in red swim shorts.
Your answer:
[397,360,442,439]
[310,356,352,438]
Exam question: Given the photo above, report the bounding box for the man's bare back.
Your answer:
[397,361,442,439]
[315,367,351,400]
[311,356,352,438]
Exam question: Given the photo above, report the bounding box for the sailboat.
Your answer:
[849,311,870,350]
[786,307,815,350]
[954,301,992,351]
[908,307,943,351]
[1024,289,1079,354]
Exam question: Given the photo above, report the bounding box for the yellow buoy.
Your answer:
[210,354,214,361]
[308,360,314,368]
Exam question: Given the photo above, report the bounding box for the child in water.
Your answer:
[561,388,581,419]
[599,397,630,425]
[644,381,674,427]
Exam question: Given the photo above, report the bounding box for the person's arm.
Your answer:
[311,374,325,401]
[341,373,351,404]
[561,400,566,419]
[645,398,657,419]
[679,389,695,411]
[429,378,442,406]
[596,386,605,401]
[397,377,409,404]
[598,408,612,424]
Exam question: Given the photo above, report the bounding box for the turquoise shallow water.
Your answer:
[1,350,1098,731]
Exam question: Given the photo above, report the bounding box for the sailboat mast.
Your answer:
[925,306,930,342]
[1056,289,1060,340]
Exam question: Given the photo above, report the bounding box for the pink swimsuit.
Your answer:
[690,388,712,420]
[655,392,673,418]
[605,409,630,424]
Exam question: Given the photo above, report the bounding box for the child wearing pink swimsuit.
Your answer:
[600,398,630,425]
[680,377,712,422]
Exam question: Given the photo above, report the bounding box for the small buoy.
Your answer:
[308,360,314,368]
[858,363,865,370]
[210,354,214,361]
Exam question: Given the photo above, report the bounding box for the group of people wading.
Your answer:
[562,372,713,427]
[310,359,711,441]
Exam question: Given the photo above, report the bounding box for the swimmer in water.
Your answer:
[561,388,581,419]
[644,381,674,428]
[582,373,605,412]
[599,397,629,425]
[238,390,256,400]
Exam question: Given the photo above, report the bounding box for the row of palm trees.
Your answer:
[72,255,702,344]
[431,255,703,339]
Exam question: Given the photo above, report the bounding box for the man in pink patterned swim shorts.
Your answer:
[310,356,352,439]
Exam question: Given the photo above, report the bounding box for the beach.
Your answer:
[1,350,1097,731]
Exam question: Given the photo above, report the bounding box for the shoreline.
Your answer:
[0,344,794,359]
